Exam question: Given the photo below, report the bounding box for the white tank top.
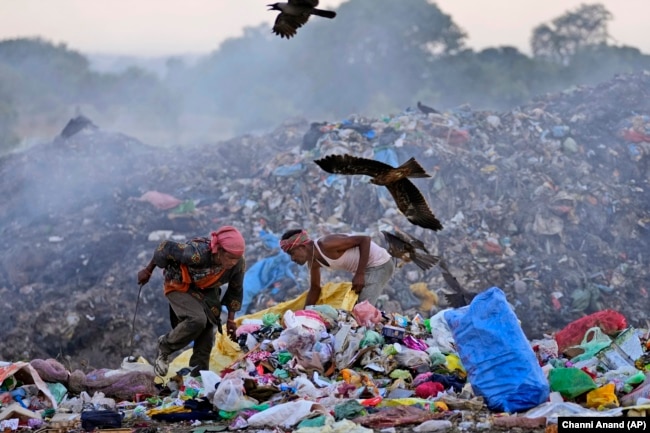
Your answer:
[314,236,391,273]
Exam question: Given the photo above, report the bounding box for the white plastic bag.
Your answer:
[246,400,327,428]
[212,374,258,411]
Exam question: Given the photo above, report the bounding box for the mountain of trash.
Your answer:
[0,71,648,371]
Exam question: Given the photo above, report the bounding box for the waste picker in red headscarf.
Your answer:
[137,226,246,377]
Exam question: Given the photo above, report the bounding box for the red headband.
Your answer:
[280,230,310,253]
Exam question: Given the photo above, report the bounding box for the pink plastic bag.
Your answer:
[136,191,182,210]
[352,301,382,327]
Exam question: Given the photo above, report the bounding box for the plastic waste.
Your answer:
[624,371,647,393]
[444,287,549,412]
[352,300,382,327]
[246,400,327,428]
[586,383,619,409]
[548,367,597,399]
[523,401,623,423]
[413,419,453,432]
[567,326,612,362]
[10,388,27,408]
[212,374,258,412]
[620,373,650,407]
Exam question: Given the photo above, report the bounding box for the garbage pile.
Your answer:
[1,289,649,432]
[0,71,649,373]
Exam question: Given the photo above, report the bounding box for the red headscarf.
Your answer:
[280,230,311,253]
[210,226,245,257]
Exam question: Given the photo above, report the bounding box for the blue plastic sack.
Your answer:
[240,253,299,315]
[444,287,549,413]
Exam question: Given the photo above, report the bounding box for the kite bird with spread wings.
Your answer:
[313,154,444,231]
[382,229,439,271]
[268,0,337,39]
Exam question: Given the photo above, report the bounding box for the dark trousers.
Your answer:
[161,291,215,372]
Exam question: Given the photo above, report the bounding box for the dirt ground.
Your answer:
[124,413,551,433]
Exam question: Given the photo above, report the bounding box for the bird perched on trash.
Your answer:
[268,0,337,39]
[438,259,476,308]
[314,154,443,231]
[59,115,98,139]
[417,101,440,115]
[382,229,439,271]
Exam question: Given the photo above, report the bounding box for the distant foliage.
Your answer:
[0,80,18,152]
[531,3,612,64]
[1,2,650,148]
[0,37,179,152]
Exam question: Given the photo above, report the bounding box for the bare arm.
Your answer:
[304,260,322,307]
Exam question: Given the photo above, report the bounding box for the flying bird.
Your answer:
[417,101,440,115]
[268,0,337,39]
[438,259,476,308]
[382,229,439,271]
[314,154,443,231]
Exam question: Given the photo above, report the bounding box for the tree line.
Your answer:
[1,1,649,153]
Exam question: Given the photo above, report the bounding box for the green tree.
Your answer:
[531,3,612,65]
[178,0,467,133]
[430,46,547,110]
[565,44,650,85]
[0,37,94,110]
[295,0,467,114]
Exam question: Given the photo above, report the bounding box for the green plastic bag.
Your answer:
[360,330,384,348]
[548,367,597,399]
[569,326,612,362]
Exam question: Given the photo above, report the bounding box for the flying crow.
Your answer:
[382,229,439,271]
[314,154,443,231]
[268,0,336,39]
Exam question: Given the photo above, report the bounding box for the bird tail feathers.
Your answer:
[412,253,439,271]
[397,157,430,178]
[311,9,336,19]
[444,293,470,309]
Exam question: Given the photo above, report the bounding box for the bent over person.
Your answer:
[280,229,395,308]
[137,226,246,377]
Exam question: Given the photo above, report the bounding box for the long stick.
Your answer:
[129,283,144,353]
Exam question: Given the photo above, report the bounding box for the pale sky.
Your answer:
[0,0,648,57]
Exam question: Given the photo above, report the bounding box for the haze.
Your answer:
[1,0,648,57]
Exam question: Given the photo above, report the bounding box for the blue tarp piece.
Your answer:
[239,230,300,316]
[444,287,549,413]
[258,229,280,249]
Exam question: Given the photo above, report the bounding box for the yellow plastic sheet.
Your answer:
[235,281,357,325]
[586,383,619,409]
[166,281,357,380]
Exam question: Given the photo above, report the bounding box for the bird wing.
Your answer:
[288,0,319,5]
[386,179,443,231]
[393,227,429,253]
[438,259,473,308]
[381,230,411,259]
[314,154,395,177]
[272,12,310,39]
[410,251,439,271]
